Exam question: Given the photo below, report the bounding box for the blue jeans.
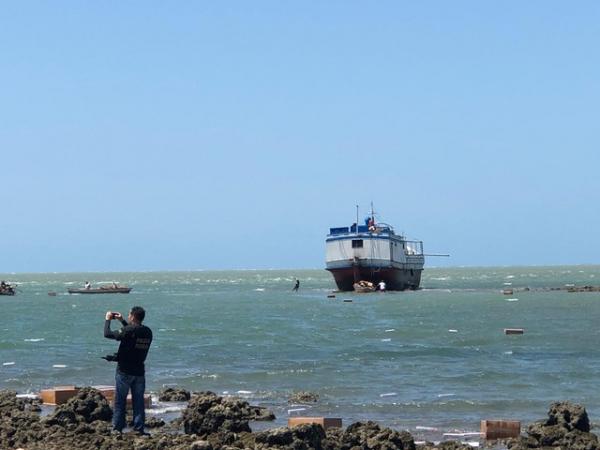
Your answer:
[113,370,146,432]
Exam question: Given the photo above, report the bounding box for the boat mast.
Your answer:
[355,204,359,235]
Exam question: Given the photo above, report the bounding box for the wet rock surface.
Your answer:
[4,388,598,450]
[158,387,191,402]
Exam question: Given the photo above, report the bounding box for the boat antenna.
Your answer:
[370,201,375,224]
[355,204,359,235]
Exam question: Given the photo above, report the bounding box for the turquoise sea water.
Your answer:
[1,266,600,440]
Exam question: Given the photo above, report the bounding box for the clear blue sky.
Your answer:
[1,2,599,272]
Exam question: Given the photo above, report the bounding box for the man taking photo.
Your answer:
[104,306,153,435]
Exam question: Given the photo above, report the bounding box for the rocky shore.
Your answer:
[1,387,597,450]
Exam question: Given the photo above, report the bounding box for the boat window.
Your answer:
[351,239,363,248]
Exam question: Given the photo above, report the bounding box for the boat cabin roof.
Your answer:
[328,224,394,236]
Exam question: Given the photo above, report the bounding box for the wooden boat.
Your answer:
[326,204,425,291]
[0,283,16,296]
[68,286,132,294]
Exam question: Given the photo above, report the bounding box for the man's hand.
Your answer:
[113,312,122,320]
[105,311,113,320]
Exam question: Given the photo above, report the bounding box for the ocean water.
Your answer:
[2,266,600,441]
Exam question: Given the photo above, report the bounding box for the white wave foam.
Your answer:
[448,329,458,333]
[16,394,38,399]
[287,408,307,414]
[385,329,395,332]
[24,338,45,342]
[506,298,519,302]
[379,392,397,397]
[381,338,391,342]
[237,390,253,394]
[52,364,67,368]
[3,362,15,366]
[147,405,186,415]
[254,288,265,292]
[416,426,438,431]
[437,393,455,398]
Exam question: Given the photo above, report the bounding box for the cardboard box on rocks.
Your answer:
[41,385,150,408]
[92,385,152,408]
[40,386,80,405]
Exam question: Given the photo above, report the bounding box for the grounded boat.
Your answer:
[326,206,425,291]
[68,286,132,294]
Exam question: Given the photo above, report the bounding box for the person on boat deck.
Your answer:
[113,282,119,289]
[0,281,6,289]
[378,280,386,292]
[292,279,300,292]
[104,306,153,435]
[84,281,91,290]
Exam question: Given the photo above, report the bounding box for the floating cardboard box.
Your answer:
[288,417,342,430]
[40,386,80,405]
[504,328,524,335]
[481,420,520,439]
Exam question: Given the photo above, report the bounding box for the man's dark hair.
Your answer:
[130,306,145,323]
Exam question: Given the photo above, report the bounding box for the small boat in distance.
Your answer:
[0,281,16,296]
[326,205,425,291]
[68,283,132,294]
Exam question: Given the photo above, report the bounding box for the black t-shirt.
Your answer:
[104,320,153,376]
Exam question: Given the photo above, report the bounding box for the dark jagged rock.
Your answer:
[417,442,473,450]
[158,387,191,402]
[323,420,415,450]
[288,391,320,403]
[546,401,590,432]
[509,401,598,449]
[44,387,112,426]
[255,423,325,449]
[182,391,256,436]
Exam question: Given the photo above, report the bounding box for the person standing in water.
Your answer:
[292,279,300,292]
